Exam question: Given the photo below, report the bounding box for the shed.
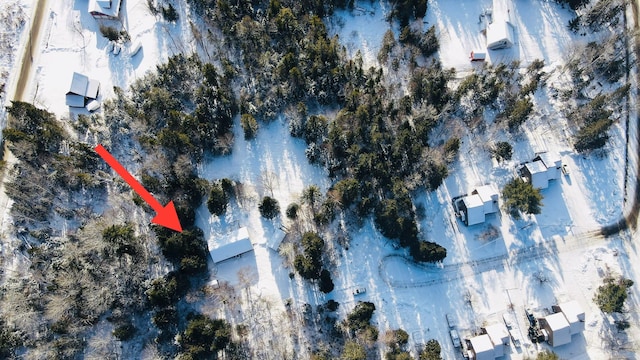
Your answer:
[486,20,514,50]
[89,0,122,19]
[541,312,571,347]
[523,160,549,189]
[535,152,562,180]
[469,334,495,360]
[557,300,585,335]
[266,228,286,251]
[460,194,485,226]
[65,72,100,108]
[484,323,509,357]
[472,184,499,214]
[470,50,487,62]
[208,227,254,264]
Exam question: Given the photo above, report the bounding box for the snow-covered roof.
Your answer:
[89,0,122,18]
[209,227,253,263]
[474,184,498,203]
[545,312,571,346]
[67,72,88,96]
[536,152,562,169]
[266,228,286,251]
[525,160,547,175]
[209,238,253,263]
[487,21,514,50]
[558,300,585,334]
[469,334,495,360]
[546,312,570,331]
[463,194,484,209]
[65,72,100,107]
[485,323,509,346]
[86,79,100,99]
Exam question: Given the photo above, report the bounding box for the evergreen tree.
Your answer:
[259,196,280,219]
[207,183,229,216]
[502,178,543,218]
[594,276,634,313]
[420,339,442,360]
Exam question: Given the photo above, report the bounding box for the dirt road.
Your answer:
[12,0,49,102]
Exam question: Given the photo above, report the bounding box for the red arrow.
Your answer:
[94,144,183,232]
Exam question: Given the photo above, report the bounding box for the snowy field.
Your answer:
[2,0,639,358]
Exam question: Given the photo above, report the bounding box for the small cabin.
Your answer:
[470,50,487,62]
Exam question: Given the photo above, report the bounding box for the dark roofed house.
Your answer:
[66,72,100,108]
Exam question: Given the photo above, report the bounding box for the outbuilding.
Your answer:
[208,227,254,264]
[470,50,487,62]
[540,312,571,347]
[486,20,514,50]
[89,0,122,19]
[66,72,100,108]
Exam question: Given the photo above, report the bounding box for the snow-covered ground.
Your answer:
[2,0,639,358]
[27,0,197,117]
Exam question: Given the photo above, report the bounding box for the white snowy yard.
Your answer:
[2,0,640,358]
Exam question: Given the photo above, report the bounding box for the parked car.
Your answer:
[562,163,570,175]
[450,329,461,348]
[353,287,366,296]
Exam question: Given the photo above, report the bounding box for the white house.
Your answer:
[472,184,499,214]
[459,194,485,226]
[208,227,254,264]
[541,312,571,347]
[454,184,500,226]
[486,20,514,50]
[535,152,562,181]
[556,300,586,335]
[523,160,549,189]
[89,0,122,20]
[66,72,100,108]
[484,323,510,357]
[469,334,495,360]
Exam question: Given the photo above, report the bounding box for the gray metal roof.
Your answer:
[67,72,89,96]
